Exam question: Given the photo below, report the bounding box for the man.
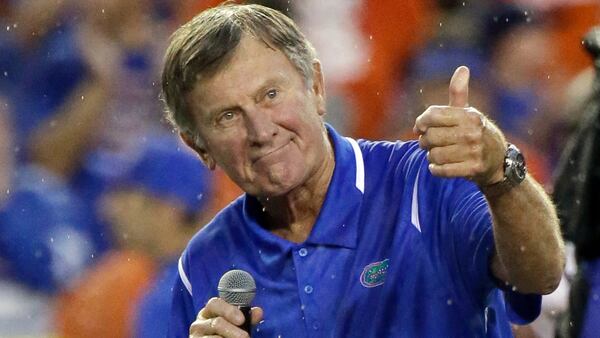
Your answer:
[161,4,564,337]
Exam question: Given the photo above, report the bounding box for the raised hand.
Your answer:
[413,66,506,187]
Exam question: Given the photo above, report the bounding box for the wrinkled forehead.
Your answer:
[187,35,303,113]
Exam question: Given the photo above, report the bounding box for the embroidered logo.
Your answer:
[360,258,389,288]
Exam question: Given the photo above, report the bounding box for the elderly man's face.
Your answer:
[185,35,327,197]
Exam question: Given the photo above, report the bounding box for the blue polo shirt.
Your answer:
[169,125,540,337]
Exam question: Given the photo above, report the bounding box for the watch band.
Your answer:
[480,177,515,198]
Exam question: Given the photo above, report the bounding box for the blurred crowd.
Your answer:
[0,0,598,337]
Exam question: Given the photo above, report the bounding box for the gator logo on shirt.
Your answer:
[360,258,389,288]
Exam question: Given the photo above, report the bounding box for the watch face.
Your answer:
[514,153,526,181]
[505,145,527,184]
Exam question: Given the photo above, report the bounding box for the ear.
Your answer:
[179,132,216,170]
[311,60,326,116]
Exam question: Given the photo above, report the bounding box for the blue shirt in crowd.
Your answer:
[169,125,540,337]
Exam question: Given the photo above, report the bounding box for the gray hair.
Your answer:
[161,3,317,139]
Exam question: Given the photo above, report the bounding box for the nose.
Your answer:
[244,108,277,147]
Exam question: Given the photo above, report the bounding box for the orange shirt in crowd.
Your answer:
[55,250,157,338]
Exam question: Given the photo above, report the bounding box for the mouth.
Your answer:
[252,140,292,164]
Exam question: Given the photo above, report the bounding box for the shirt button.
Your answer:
[313,321,320,330]
[304,285,313,294]
[298,248,308,257]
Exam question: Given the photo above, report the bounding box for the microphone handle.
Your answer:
[238,305,252,335]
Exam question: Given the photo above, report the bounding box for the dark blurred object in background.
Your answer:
[554,26,600,338]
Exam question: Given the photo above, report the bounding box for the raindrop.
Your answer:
[550,310,556,315]
[102,9,105,14]
[67,234,71,239]
[50,237,54,243]
[520,246,526,252]
[575,199,581,205]
[3,71,7,77]
[331,274,336,279]
[547,75,551,80]
[447,299,453,305]
[258,250,262,255]
[91,253,95,259]
[301,304,305,310]
[438,43,444,48]
[527,129,533,135]
[511,286,518,292]
[196,193,203,200]
[5,189,9,195]
[462,2,465,6]
[13,23,17,28]
[439,22,443,27]
[419,88,423,94]
[369,35,373,40]
[593,293,599,301]
[341,224,346,228]
[278,335,282,338]
[569,321,573,327]
[524,11,529,16]
[526,17,532,23]
[262,207,266,212]
[81,95,85,100]
[367,58,371,63]
[256,327,260,333]
[50,120,57,127]
[6,26,10,31]
[505,18,509,23]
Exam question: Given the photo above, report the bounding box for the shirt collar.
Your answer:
[242,124,364,249]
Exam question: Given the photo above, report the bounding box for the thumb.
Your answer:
[449,66,470,107]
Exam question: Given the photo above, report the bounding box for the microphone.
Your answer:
[218,269,257,335]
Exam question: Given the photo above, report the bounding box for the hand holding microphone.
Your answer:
[189,270,263,338]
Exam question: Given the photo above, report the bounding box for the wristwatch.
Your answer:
[481,143,527,198]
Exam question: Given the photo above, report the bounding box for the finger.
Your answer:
[413,106,462,134]
[449,66,470,108]
[418,126,463,149]
[428,161,484,178]
[426,144,478,165]
[250,307,264,325]
[200,298,245,326]
[189,316,249,338]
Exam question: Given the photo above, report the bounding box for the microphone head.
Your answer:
[218,269,256,306]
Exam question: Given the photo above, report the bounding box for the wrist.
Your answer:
[480,143,527,198]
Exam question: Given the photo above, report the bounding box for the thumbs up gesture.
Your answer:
[413,66,506,187]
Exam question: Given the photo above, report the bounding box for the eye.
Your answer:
[222,111,235,120]
[266,89,278,99]
[216,111,238,125]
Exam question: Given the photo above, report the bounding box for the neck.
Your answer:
[257,137,335,243]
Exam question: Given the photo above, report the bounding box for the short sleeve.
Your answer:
[445,177,497,299]
[443,175,541,324]
[168,276,196,338]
